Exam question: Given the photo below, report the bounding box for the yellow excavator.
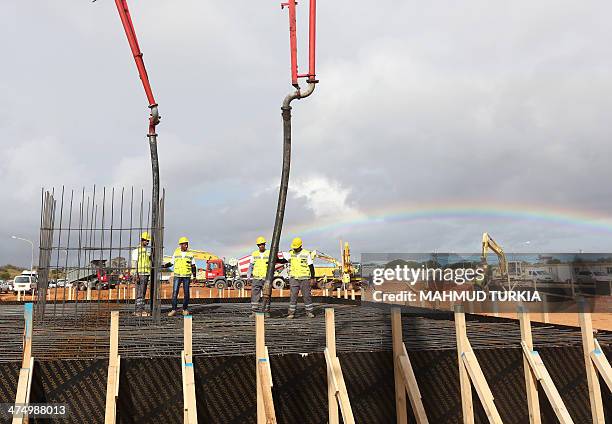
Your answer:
[311,241,362,289]
[481,232,510,288]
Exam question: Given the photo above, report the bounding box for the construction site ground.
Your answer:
[3,284,612,330]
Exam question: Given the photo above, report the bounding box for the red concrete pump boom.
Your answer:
[113,0,160,135]
[282,0,318,87]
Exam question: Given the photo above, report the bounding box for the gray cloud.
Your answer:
[2,1,612,267]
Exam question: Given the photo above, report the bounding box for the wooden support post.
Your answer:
[392,308,408,424]
[325,308,355,424]
[182,315,198,424]
[104,312,120,424]
[326,308,339,424]
[256,314,277,424]
[351,289,355,301]
[455,305,502,424]
[579,308,605,423]
[13,303,34,424]
[591,339,612,392]
[454,306,474,424]
[519,308,574,424]
[518,307,541,424]
[391,308,428,424]
[521,343,574,423]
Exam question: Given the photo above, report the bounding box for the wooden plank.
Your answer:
[518,308,541,424]
[183,314,198,424]
[184,314,193,357]
[591,339,612,393]
[331,356,355,424]
[264,346,272,388]
[12,370,30,424]
[13,303,34,424]
[391,308,408,424]
[22,303,33,368]
[461,351,503,424]
[104,311,120,424]
[325,308,339,424]
[181,351,188,424]
[578,309,605,423]
[256,313,266,424]
[258,361,277,424]
[398,344,429,424]
[454,306,474,424]
[324,347,339,393]
[521,343,574,424]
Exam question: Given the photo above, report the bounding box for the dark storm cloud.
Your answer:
[2,1,612,266]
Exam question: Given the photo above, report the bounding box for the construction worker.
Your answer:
[247,236,269,317]
[282,237,315,318]
[168,237,196,317]
[131,232,151,317]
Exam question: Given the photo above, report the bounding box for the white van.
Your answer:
[13,275,36,293]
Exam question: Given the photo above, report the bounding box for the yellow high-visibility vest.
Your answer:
[135,246,151,275]
[173,248,195,277]
[251,250,270,279]
[289,249,311,279]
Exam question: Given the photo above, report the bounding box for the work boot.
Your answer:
[133,310,142,317]
[286,313,294,320]
[306,312,315,318]
[182,309,190,316]
[140,310,151,317]
[249,312,257,318]
[167,310,177,317]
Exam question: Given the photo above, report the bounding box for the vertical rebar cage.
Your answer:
[35,187,165,324]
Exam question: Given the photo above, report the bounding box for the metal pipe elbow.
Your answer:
[282,82,317,109]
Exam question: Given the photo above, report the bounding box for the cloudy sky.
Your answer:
[2,1,612,267]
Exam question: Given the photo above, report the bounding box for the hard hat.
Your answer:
[178,236,189,244]
[290,237,303,249]
[256,236,267,245]
[141,232,151,241]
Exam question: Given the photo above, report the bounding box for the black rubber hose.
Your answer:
[148,133,160,319]
[261,83,316,313]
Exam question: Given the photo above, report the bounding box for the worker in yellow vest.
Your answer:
[168,237,196,317]
[282,237,315,318]
[131,232,152,317]
[247,236,270,316]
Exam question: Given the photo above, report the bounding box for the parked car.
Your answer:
[526,270,554,283]
[0,280,10,293]
[48,280,57,288]
[13,275,36,293]
[56,279,66,288]
[576,270,612,283]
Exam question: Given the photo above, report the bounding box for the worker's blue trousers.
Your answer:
[172,277,191,311]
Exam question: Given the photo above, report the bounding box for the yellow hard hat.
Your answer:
[256,236,267,245]
[290,237,303,249]
[178,236,189,244]
[141,232,151,241]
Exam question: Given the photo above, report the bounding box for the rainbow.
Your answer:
[226,201,612,256]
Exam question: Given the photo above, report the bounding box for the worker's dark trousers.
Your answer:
[288,278,313,315]
[250,279,264,311]
[135,275,149,311]
[172,276,191,311]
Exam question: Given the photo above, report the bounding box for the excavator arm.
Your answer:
[481,232,510,286]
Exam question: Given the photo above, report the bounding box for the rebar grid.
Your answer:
[0,302,609,362]
[35,187,165,325]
